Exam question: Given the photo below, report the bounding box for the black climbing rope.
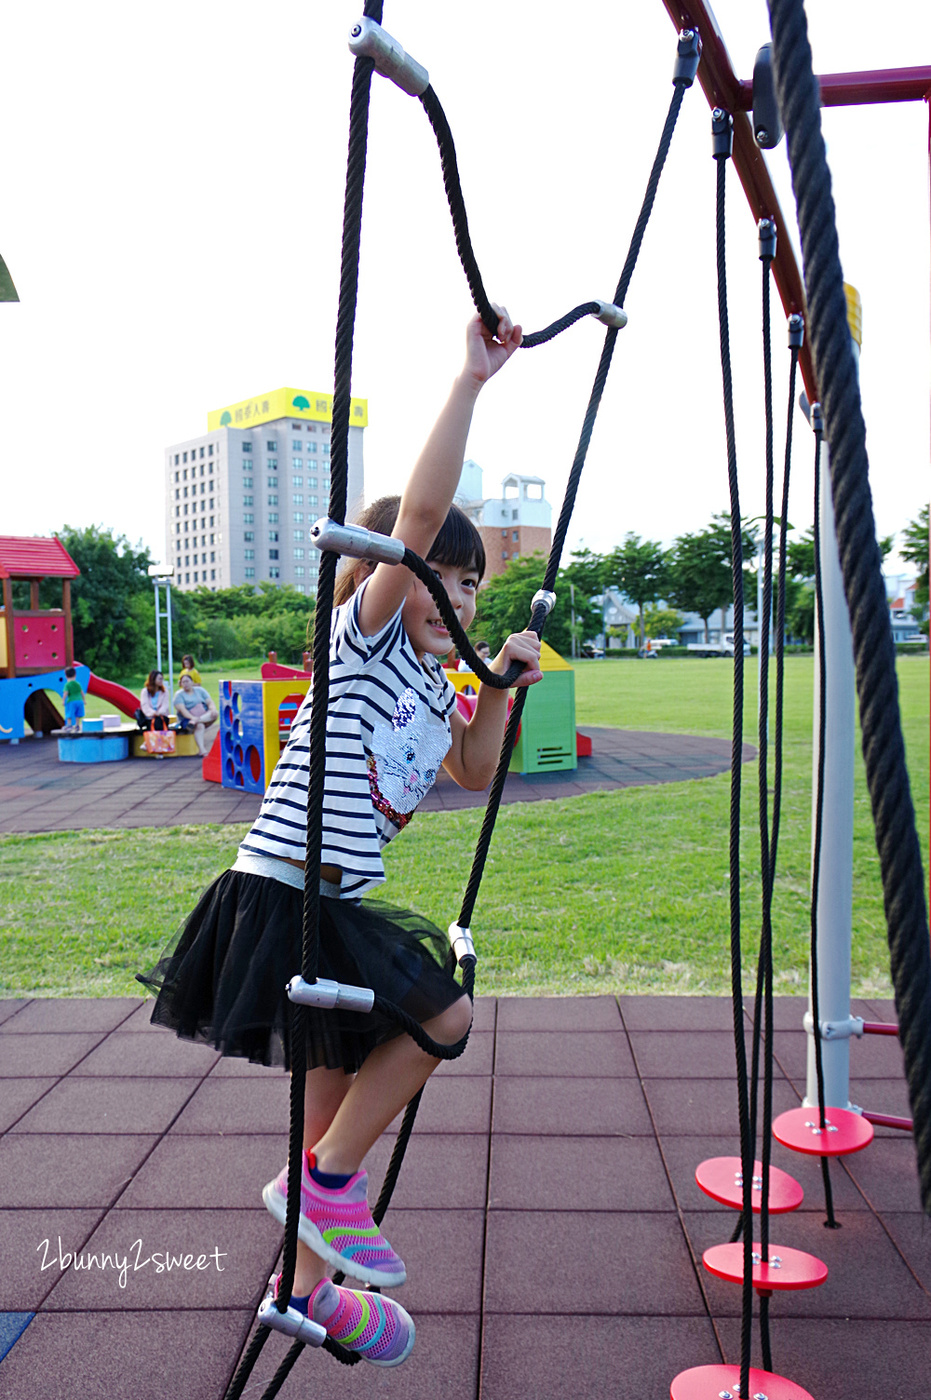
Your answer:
[769,0,931,1215]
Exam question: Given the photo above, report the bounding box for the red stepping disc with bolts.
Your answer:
[703,1241,827,1296]
[773,1105,874,1157]
[695,1157,803,1213]
[671,1363,815,1399]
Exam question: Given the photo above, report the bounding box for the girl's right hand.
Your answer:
[488,629,543,688]
[464,306,522,386]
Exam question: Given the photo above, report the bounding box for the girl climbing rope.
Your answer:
[140,306,541,1364]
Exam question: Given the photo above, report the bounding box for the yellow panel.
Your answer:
[540,641,571,671]
[262,679,312,790]
[0,620,6,668]
[208,388,368,432]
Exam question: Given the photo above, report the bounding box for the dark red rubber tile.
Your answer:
[69,1031,220,1078]
[0,1208,106,1308]
[852,1076,914,1130]
[743,994,808,1030]
[10,1075,201,1135]
[0,999,139,1033]
[492,1075,653,1136]
[244,1312,480,1400]
[659,1133,866,1215]
[643,1077,800,1135]
[42,1208,280,1310]
[386,1076,492,1135]
[366,1131,489,1210]
[714,1317,931,1400]
[115,1133,284,1211]
[344,1208,484,1313]
[485,1210,702,1315]
[488,1134,675,1211]
[620,995,734,1031]
[0,1134,158,1208]
[840,1135,926,1213]
[0,1078,57,1133]
[496,995,621,1031]
[0,1032,106,1078]
[882,1211,931,1291]
[630,1030,766,1080]
[168,1076,292,1135]
[494,1030,635,1077]
[110,1000,162,1032]
[0,1000,31,1026]
[682,1207,931,1318]
[0,1308,253,1400]
[771,1028,907,1081]
[471,995,496,1031]
[481,1315,719,1400]
[862,997,897,1021]
[433,1029,493,1076]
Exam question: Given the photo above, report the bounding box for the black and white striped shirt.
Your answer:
[238,581,456,897]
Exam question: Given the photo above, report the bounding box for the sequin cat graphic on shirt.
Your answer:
[366,687,450,830]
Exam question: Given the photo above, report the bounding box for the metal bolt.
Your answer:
[712,107,726,122]
[680,28,695,41]
[756,127,769,143]
[754,1393,770,1400]
[828,1124,838,1132]
[719,1391,734,1399]
[350,23,362,36]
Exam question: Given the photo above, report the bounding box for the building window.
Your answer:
[266,441,277,451]
[268,512,279,523]
[512,509,519,519]
[294,529,304,541]
[267,476,278,488]
[243,513,254,524]
[185,573,190,583]
[245,567,255,579]
[209,461,214,473]
[502,551,508,559]
[199,447,205,459]
[210,516,215,527]
[211,569,216,580]
[244,549,255,560]
[513,530,519,541]
[292,440,302,450]
[183,453,188,464]
[243,495,253,506]
[308,477,317,489]
[268,495,278,506]
[208,444,213,456]
[269,567,280,579]
[292,494,303,505]
[501,530,507,539]
[269,530,279,542]
[210,552,215,562]
[269,549,279,560]
[243,476,253,488]
[243,441,252,453]
[322,444,329,456]
[295,566,305,577]
[293,512,304,523]
[292,476,303,488]
[293,548,304,558]
[308,442,317,453]
[174,454,179,466]
[244,531,254,541]
[183,504,188,516]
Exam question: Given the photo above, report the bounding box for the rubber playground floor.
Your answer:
[0,993,926,1400]
[0,725,754,833]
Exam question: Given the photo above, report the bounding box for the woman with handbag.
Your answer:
[135,671,171,731]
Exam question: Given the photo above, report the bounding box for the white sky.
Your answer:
[1,2,927,574]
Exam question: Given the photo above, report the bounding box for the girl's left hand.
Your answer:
[488,629,543,688]
[464,306,522,386]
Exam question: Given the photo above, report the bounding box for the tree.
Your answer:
[901,504,929,631]
[470,552,600,661]
[604,534,668,647]
[42,525,153,677]
[643,605,684,640]
[666,516,757,642]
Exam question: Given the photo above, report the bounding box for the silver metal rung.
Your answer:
[311,517,406,565]
[531,588,556,617]
[592,300,628,329]
[288,975,376,1014]
[448,923,476,964]
[257,1294,327,1346]
[348,17,430,97]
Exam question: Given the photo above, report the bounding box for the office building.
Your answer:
[457,459,552,577]
[165,387,367,592]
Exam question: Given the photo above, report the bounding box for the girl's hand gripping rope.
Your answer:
[489,629,543,688]
[464,304,523,386]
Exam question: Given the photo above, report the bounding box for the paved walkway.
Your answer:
[0,994,925,1400]
[0,728,755,834]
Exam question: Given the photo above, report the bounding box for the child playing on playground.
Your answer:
[61,666,84,733]
[141,308,541,1365]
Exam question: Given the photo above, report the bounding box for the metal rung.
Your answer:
[348,17,430,96]
[288,975,375,1014]
[592,300,628,329]
[257,1294,327,1346]
[311,517,406,564]
[447,922,476,964]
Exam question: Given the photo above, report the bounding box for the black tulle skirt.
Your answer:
[138,870,464,1073]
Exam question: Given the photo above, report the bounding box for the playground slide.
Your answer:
[85,672,140,719]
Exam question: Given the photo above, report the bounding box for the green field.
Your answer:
[2,656,927,999]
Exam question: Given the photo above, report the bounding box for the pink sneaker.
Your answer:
[309,1277,415,1366]
[262,1154,407,1287]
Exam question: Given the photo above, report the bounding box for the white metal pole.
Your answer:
[154,579,163,675]
[165,580,174,699]
[805,283,862,1111]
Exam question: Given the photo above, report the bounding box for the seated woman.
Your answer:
[136,671,171,730]
[172,673,219,756]
[179,653,202,685]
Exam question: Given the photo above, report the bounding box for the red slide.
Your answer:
[85,671,140,719]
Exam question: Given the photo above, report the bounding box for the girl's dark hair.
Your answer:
[333,495,485,607]
[146,670,164,693]
[181,654,196,669]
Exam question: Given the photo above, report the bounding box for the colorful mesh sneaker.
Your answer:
[309,1277,415,1366]
[262,1155,407,1287]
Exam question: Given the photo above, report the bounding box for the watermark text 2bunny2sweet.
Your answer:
[38,1236,228,1290]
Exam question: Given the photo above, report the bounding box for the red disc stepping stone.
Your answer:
[703,1241,827,1297]
[695,1156,803,1213]
[671,1363,815,1399]
[773,1105,873,1157]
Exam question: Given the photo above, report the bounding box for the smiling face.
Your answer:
[402,559,479,658]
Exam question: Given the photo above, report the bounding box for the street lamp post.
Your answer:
[148,565,176,699]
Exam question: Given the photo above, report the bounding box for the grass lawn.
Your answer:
[2,656,927,1000]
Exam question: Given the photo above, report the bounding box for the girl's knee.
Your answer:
[431,994,472,1046]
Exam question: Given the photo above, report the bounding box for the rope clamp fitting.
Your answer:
[257,1293,327,1346]
[803,1012,865,1041]
[711,108,733,158]
[758,217,777,261]
[811,402,824,435]
[673,28,702,86]
[348,17,430,97]
[530,589,556,618]
[592,300,628,330]
[787,313,804,349]
[447,922,476,965]
[311,517,406,565]
[752,42,784,150]
[287,975,376,1015]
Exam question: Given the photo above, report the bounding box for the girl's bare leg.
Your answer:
[292,1065,353,1295]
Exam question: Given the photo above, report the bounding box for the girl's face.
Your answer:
[402,559,479,658]
[155,673,163,687]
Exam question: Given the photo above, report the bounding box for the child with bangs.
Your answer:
[141,308,542,1365]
